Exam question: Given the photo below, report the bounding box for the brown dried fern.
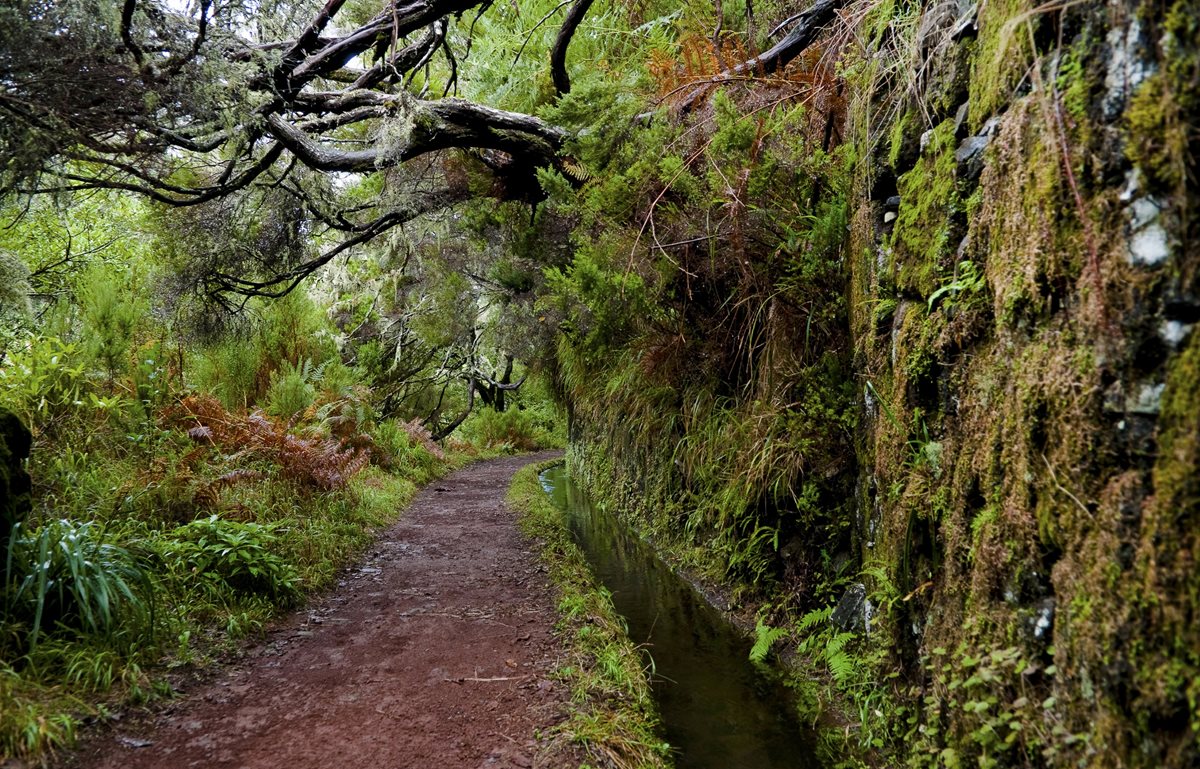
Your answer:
[171,395,373,490]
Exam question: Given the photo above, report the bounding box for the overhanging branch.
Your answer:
[676,0,844,111]
[550,0,595,96]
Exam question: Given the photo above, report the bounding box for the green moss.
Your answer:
[968,0,1035,129]
[1125,1,1199,195]
[1125,330,1200,746]
[889,119,960,298]
[1151,330,1200,542]
[888,108,915,170]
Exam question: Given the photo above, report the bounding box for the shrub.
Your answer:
[265,360,317,420]
[460,406,562,452]
[0,337,88,435]
[160,515,299,604]
[173,395,370,489]
[3,519,154,652]
[77,269,142,382]
[372,418,444,469]
[191,336,264,411]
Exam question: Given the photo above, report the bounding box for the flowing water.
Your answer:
[540,466,819,769]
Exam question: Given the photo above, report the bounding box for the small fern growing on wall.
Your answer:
[749,617,789,663]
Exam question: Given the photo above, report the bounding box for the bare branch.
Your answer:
[550,0,595,96]
[677,0,844,111]
[120,0,147,70]
[266,98,565,173]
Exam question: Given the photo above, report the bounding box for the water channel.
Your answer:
[540,466,819,769]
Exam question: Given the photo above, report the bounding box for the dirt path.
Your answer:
[69,452,570,769]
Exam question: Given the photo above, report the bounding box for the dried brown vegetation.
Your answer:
[172,395,371,491]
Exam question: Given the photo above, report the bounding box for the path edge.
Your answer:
[507,459,674,769]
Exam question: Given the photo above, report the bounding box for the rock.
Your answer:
[831,582,873,634]
[1160,320,1194,348]
[1031,598,1055,641]
[1104,380,1166,416]
[1103,17,1154,120]
[1128,222,1170,266]
[1127,382,1166,415]
[117,736,155,749]
[953,102,971,139]
[955,134,990,182]
[919,128,937,154]
[0,407,32,558]
[1119,169,1140,203]
[1125,195,1170,267]
[951,3,977,40]
[1128,197,1161,229]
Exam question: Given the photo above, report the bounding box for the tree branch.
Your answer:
[550,0,595,96]
[676,0,844,111]
[430,375,476,440]
[266,97,565,174]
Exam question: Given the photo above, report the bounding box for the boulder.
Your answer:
[1,407,33,558]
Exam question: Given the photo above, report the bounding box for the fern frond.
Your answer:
[562,159,594,184]
[749,619,789,663]
[826,630,854,656]
[827,650,856,685]
[796,605,833,634]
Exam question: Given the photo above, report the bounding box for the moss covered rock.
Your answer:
[1,406,32,555]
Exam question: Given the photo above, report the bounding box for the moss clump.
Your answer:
[889,119,960,298]
[1121,329,1200,763]
[968,0,1035,129]
[1125,1,1199,197]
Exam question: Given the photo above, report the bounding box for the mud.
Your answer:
[65,452,572,769]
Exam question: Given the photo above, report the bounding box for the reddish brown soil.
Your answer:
[67,452,574,769]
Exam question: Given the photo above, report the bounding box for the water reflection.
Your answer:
[541,467,818,769]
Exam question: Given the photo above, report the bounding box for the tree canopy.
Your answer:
[1,0,839,298]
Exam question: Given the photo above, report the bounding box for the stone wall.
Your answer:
[847,0,1199,763]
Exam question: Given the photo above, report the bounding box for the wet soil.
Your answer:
[65,452,572,769]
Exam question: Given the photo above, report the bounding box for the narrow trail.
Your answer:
[68,452,570,769]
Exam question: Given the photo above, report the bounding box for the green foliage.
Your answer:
[0,250,32,354]
[78,268,143,381]
[928,261,987,312]
[191,336,263,411]
[190,289,338,411]
[899,642,1087,768]
[0,337,89,434]
[4,519,153,652]
[543,247,652,362]
[459,403,565,453]
[371,419,441,476]
[264,359,320,420]
[0,663,79,760]
[889,119,961,297]
[159,515,300,604]
[749,618,789,664]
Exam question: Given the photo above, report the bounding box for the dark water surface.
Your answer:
[540,467,819,769]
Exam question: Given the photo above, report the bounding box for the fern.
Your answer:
[826,630,853,656]
[172,395,372,490]
[827,649,856,686]
[796,605,833,634]
[749,618,789,663]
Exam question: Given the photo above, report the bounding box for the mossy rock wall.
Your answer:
[563,0,1199,765]
[846,0,1200,764]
